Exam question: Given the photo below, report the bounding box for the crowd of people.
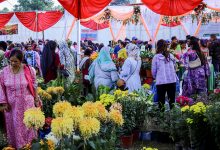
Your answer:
[0,34,219,148]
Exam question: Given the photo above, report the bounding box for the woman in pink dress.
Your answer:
[0,49,38,149]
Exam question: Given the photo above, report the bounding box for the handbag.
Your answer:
[189,54,201,69]
[117,60,139,90]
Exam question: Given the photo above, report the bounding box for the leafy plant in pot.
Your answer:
[118,97,137,148]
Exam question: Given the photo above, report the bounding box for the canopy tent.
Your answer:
[141,0,202,16]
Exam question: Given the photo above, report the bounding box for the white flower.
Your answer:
[45,132,59,145]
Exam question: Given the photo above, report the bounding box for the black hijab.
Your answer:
[41,40,57,78]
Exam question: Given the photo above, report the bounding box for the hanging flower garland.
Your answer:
[99,6,141,25]
[123,6,141,25]
[162,16,179,24]
[191,2,207,23]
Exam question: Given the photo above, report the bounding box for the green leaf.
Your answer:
[88,141,96,149]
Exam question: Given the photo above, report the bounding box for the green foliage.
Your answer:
[13,0,56,11]
[205,102,220,149]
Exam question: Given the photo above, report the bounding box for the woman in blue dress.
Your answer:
[89,47,119,89]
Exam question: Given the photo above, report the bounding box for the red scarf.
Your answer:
[24,65,36,98]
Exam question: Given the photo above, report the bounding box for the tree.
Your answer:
[0,7,9,13]
[13,0,55,11]
[110,0,131,5]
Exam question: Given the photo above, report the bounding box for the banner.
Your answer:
[0,24,18,35]
[81,29,97,41]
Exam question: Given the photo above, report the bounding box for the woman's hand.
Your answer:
[1,104,11,112]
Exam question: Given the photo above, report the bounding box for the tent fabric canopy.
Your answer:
[0,0,5,3]
[15,11,63,32]
[0,13,14,29]
[81,20,109,30]
[58,0,111,19]
[141,0,202,16]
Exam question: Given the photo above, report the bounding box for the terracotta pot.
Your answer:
[146,70,153,78]
[120,134,133,149]
[132,130,140,142]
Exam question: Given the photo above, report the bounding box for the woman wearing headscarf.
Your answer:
[89,47,119,89]
[118,43,141,92]
[58,41,75,83]
[41,41,60,83]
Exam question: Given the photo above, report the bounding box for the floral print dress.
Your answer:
[182,50,210,97]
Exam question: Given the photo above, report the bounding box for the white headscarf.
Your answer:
[126,43,140,60]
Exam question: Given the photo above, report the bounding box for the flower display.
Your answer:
[95,101,108,121]
[109,109,124,126]
[142,84,151,90]
[23,107,45,129]
[99,94,115,106]
[63,106,84,129]
[53,101,72,117]
[82,102,99,118]
[90,52,99,61]
[51,117,74,138]
[79,117,100,139]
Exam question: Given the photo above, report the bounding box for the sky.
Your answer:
[0,0,60,10]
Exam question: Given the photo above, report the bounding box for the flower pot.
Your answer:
[140,131,151,141]
[132,130,140,142]
[146,70,153,78]
[120,134,133,149]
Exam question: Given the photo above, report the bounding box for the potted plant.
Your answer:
[205,102,220,149]
[118,97,137,148]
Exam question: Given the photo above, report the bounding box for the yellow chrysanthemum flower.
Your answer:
[53,101,72,117]
[82,102,98,118]
[37,87,44,95]
[54,86,65,95]
[181,105,189,112]
[46,87,55,94]
[79,117,100,139]
[109,109,124,126]
[114,90,128,98]
[186,118,193,124]
[23,107,45,129]
[99,94,115,106]
[189,102,206,114]
[129,92,138,97]
[51,117,74,138]
[63,106,84,129]
[142,84,151,90]
[95,101,108,121]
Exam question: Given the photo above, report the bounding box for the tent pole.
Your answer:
[77,0,81,71]
[77,19,81,71]
[36,10,38,45]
